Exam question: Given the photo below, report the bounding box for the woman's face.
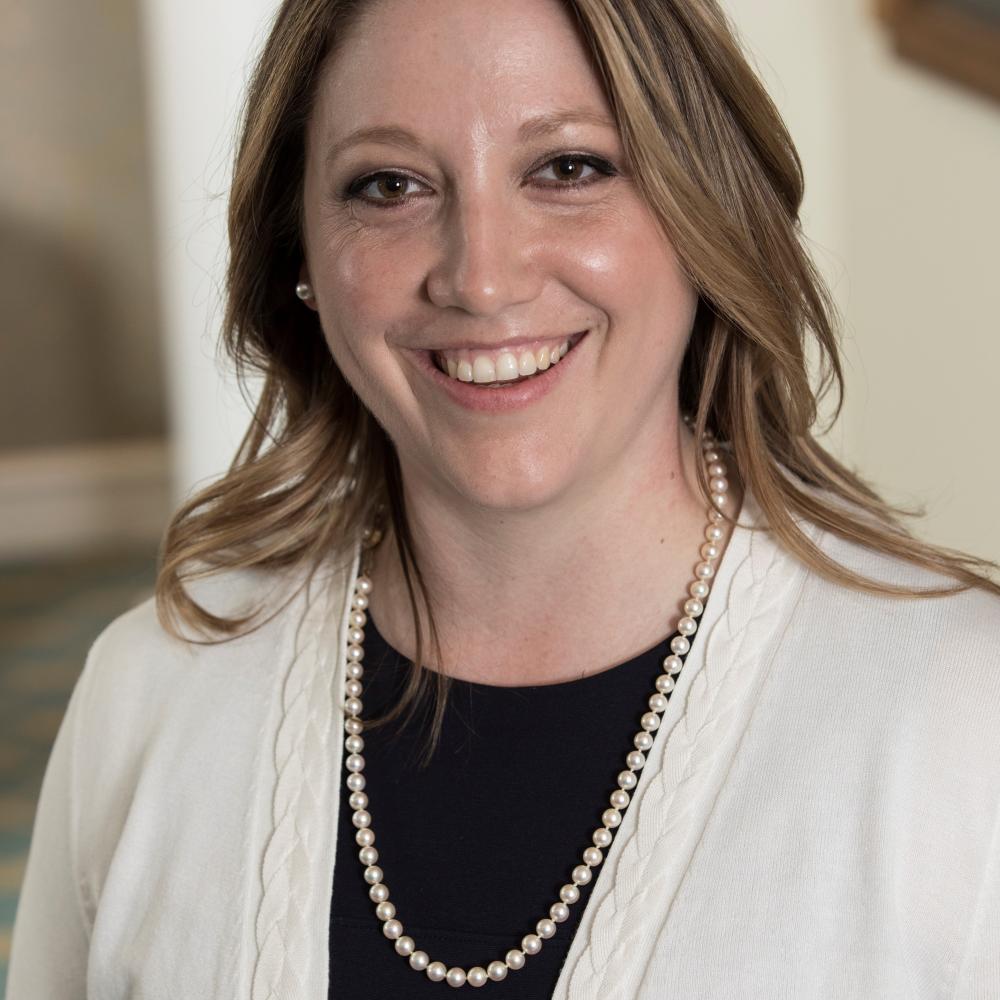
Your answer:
[301,0,698,512]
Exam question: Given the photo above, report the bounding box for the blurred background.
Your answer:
[1,0,998,989]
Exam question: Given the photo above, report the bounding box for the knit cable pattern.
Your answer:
[251,554,358,1000]
[558,512,816,999]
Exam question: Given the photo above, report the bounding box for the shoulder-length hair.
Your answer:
[156,0,999,761]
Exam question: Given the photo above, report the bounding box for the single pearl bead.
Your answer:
[583,846,603,866]
[506,949,526,970]
[593,826,613,848]
[356,576,373,594]
[640,711,660,732]
[345,736,364,756]
[446,966,466,987]
[617,769,637,789]
[710,476,728,494]
[346,644,364,663]
[355,827,374,846]
[684,598,704,617]
[395,935,415,956]
[358,845,378,865]
[345,718,363,736]
[536,918,557,939]
[351,593,369,610]
[708,462,726,477]
[346,753,365,772]
[427,961,447,981]
[346,772,366,793]
[410,950,429,971]
[695,561,715,579]
[689,580,710,599]
[656,674,675,694]
[572,864,592,885]
[550,901,570,922]
[375,900,395,921]
[344,697,363,717]
[712,493,728,508]
[348,791,367,812]
[352,810,371,829]
[522,934,542,955]
[648,693,668,713]
[704,449,719,462]
[701,543,720,561]
[706,524,723,542]
[488,960,508,981]
[346,662,363,679]
[382,919,403,939]
[345,679,363,698]
[348,627,364,644]
[662,654,683,674]
[363,864,382,884]
[670,636,690,655]
[369,883,389,902]
[560,883,581,904]
[626,750,646,770]
[710,509,724,522]
[677,616,697,636]
[467,966,488,987]
[610,789,630,809]
[602,807,622,828]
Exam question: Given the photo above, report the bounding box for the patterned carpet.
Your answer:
[0,549,158,996]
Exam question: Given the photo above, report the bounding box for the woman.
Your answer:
[9,0,1000,996]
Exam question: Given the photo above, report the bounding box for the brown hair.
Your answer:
[156,0,999,761]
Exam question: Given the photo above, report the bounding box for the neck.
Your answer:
[366,419,740,686]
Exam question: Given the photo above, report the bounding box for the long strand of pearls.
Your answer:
[341,429,731,988]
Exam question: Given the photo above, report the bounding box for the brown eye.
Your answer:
[345,171,424,206]
[551,157,588,181]
[533,154,616,187]
[374,175,408,199]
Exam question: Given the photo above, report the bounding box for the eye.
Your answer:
[345,171,427,206]
[531,154,617,188]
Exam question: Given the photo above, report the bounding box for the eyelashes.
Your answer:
[341,153,619,210]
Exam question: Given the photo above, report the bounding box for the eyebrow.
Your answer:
[323,109,618,168]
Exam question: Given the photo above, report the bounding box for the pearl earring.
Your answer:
[295,281,313,301]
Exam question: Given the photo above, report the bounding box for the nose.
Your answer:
[425,193,543,316]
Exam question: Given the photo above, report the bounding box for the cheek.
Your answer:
[539,208,696,345]
[311,227,416,380]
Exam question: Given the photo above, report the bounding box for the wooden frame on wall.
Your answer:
[876,0,1000,104]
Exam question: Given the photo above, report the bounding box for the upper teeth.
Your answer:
[435,338,574,383]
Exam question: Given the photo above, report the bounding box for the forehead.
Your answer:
[311,0,613,142]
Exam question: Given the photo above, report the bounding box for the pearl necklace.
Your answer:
[341,431,731,989]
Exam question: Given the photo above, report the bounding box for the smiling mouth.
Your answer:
[430,331,587,386]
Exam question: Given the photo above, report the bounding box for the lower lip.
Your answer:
[409,333,589,413]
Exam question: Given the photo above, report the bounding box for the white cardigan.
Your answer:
[8,491,1000,999]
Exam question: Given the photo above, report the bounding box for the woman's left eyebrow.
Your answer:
[516,108,618,142]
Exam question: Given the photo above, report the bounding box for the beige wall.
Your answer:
[839,0,1000,564]
[0,0,165,450]
[725,0,1000,566]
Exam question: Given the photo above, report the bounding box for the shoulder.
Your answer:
[785,523,1000,772]
[805,524,1000,660]
[73,549,359,765]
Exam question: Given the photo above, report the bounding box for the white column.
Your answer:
[139,0,279,502]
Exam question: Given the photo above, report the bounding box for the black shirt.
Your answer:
[329,614,687,998]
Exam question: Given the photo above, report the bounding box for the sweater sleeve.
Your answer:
[952,797,1000,999]
[5,633,101,998]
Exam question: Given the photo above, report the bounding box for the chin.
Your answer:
[419,442,583,514]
